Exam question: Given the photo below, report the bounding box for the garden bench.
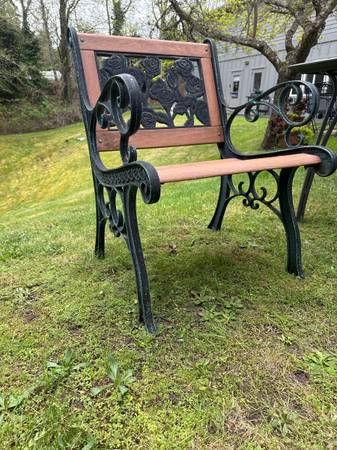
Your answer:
[68,28,337,333]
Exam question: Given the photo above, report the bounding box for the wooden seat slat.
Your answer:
[156,154,321,183]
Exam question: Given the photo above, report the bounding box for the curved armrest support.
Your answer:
[225,80,320,156]
[224,80,337,176]
[87,75,160,204]
[92,73,142,164]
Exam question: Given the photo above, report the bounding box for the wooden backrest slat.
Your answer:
[97,126,224,151]
[81,50,100,106]
[78,33,210,58]
[200,58,221,127]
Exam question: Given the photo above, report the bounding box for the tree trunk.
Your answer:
[261,68,294,149]
[105,0,112,35]
[112,0,124,36]
[19,0,30,32]
[40,0,58,81]
[59,0,72,102]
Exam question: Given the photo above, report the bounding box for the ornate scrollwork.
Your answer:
[225,80,320,154]
[223,80,337,176]
[98,54,210,129]
[96,184,126,238]
[226,170,281,217]
[87,73,161,204]
[91,161,161,205]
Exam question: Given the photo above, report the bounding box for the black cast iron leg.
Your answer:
[93,176,107,258]
[122,185,156,334]
[279,168,304,278]
[296,167,315,222]
[208,175,231,231]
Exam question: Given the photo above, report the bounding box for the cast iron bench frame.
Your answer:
[68,28,336,333]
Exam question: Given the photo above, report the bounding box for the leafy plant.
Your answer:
[304,351,337,377]
[292,125,315,144]
[28,403,95,450]
[279,334,294,346]
[0,384,37,423]
[47,350,88,377]
[39,350,89,392]
[91,354,135,400]
[199,305,229,323]
[0,390,30,416]
[200,298,243,323]
[270,410,298,436]
[0,350,89,424]
[191,288,216,306]
[223,298,243,312]
[14,286,30,302]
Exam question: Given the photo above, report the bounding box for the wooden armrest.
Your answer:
[156,154,321,184]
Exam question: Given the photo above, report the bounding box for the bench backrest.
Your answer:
[69,30,226,151]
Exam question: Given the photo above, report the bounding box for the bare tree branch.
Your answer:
[312,0,322,17]
[285,19,298,54]
[169,0,282,71]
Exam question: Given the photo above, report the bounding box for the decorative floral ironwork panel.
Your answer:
[97,53,210,129]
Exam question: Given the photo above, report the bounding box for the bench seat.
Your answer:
[156,153,321,183]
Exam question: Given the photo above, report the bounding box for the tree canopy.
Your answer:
[168,0,337,82]
[0,16,42,99]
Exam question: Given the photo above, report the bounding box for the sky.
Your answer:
[73,0,154,37]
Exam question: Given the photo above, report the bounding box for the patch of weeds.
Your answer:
[0,389,32,423]
[1,350,88,425]
[222,298,243,314]
[270,410,298,437]
[279,334,294,346]
[304,351,337,378]
[133,331,156,349]
[91,353,135,401]
[0,230,31,261]
[199,299,243,323]
[42,350,89,391]
[199,305,230,323]
[194,358,212,374]
[42,241,65,256]
[28,402,95,450]
[14,287,31,303]
[191,288,216,306]
[244,444,265,450]
[13,286,38,305]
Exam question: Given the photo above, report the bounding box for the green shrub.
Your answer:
[0,95,82,134]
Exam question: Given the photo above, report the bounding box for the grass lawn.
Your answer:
[0,119,337,449]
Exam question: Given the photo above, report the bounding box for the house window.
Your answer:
[302,73,332,95]
[304,74,314,83]
[253,72,262,92]
[231,75,240,98]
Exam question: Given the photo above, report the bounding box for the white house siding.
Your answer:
[217,16,337,108]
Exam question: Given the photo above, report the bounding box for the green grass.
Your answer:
[0,119,337,449]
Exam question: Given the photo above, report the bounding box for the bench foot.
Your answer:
[208,175,231,231]
[279,168,304,278]
[122,185,157,334]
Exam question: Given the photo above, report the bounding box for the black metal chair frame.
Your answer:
[297,72,337,220]
[68,28,337,333]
